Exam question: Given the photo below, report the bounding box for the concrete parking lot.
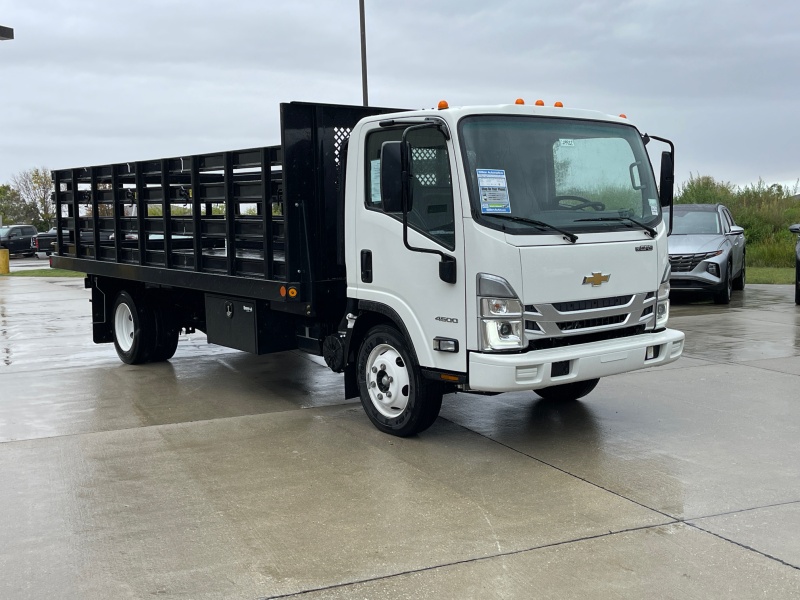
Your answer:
[1,258,799,599]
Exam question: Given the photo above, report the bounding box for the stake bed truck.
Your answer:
[52,100,684,436]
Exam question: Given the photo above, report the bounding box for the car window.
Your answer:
[672,210,721,235]
[722,208,736,230]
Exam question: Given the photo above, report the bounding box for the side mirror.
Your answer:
[659,151,674,207]
[728,226,745,236]
[380,141,404,213]
[789,224,800,235]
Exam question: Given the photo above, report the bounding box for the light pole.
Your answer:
[0,25,14,41]
[359,0,368,106]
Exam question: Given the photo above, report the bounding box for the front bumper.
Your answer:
[467,328,684,392]
[669,253,727,292]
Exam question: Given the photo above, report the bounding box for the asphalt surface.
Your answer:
[1,256,799,599]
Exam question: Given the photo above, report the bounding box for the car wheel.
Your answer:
[535,378,599,401]
[150,305,180,362]
[713,261,733,305]
[732,255,746,291]
[357,325,443,437]
[112,291,156,364]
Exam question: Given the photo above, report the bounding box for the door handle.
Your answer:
[361,249,373,283]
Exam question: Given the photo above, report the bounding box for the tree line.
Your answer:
[0,167,54,231]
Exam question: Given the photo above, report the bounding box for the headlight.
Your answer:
[477,274,524,351]
[656,263,670,328]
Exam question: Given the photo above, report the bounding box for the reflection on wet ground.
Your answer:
[1,276,799,598]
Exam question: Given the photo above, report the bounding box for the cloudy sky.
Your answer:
[1,0,798,189]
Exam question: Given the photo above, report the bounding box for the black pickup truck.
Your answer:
[32,228,112,257]
[1,224,38,256]
[31,227,58,257]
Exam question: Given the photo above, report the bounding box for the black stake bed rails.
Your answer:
[51,102,404,315]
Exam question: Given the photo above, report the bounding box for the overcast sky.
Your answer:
[1,0,798,190]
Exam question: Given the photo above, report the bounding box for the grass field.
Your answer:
[746,267,796,285]
[2,268,84,277]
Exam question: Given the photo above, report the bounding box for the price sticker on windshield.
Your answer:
[477,169,511,214]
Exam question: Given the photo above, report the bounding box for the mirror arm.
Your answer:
[398,123,457,284]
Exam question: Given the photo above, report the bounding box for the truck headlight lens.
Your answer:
[481,319,523,350]
[481,298,522,317]
[656,263,670,328]
[477,274,524,351]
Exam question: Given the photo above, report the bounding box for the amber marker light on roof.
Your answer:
[619,114,628,119]
[438,100,449,110]
[554,101,564,107]
[515,98,525,105]
[535,99,545,106]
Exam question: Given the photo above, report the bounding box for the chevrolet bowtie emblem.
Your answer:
[583,272,610,286]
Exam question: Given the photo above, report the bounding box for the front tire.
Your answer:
[713,262,733,304]
[357,325,442,437]
[113,291,156,364]
[732,255,746,291]
[535,378,599,402]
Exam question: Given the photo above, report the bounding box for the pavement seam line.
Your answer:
[445,420,800,571]
[254,522,672,600]
[684,521,800,571]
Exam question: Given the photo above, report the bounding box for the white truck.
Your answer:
[52,100,684,436]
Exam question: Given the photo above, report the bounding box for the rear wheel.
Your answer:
[113,291,156,364]
[357,325,443,437]
[151,306,180,362]
[535,378,599,402]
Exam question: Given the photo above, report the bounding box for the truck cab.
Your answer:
[342,102,683,434]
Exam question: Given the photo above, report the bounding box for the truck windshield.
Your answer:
[458,115,661,236]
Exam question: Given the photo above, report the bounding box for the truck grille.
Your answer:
[669,252,719,273]
[524,292,655,339]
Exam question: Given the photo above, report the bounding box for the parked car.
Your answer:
[790,223,800,305]
[32,228,116,258]
[0,224,38,257]
[668,204,745,304]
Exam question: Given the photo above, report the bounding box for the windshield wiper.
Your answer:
[486,214,578,243]
[574,216,657,238]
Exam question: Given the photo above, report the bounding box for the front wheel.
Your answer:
[357,325,442,437]
[732,255,746,291]
[113,291,156,364]
[713,262,733,304]
[535,378,599,402]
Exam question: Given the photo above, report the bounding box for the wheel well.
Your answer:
[348,303,418,365]
[344,303,419,400]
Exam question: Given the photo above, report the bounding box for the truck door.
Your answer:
[354,124,467,374]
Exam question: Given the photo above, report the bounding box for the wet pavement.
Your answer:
[1,264,799,599]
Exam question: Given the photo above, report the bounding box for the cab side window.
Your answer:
[365,127,455,250]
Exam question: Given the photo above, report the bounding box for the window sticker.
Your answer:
[370,160,382,204]
[648,198,659,216]
[558,139,575,147]
[477,169,511,214]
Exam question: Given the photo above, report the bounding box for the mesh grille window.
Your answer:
[364,127,456,250]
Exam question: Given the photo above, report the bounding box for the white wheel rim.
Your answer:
[114,303,135,352]
[365,343,411,419]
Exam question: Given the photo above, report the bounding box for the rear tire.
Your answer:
[535,378,599,401]
[151,307,180,362]
[357,325,443,437]
[113,291,156,364]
